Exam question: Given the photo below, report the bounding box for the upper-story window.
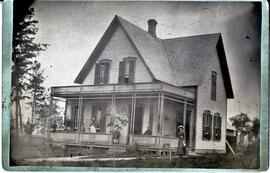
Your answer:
[118,57,136,84]
[94,59,111,85]
[211,71,217,101]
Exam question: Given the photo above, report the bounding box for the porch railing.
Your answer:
[130,135,178,148]
[50,131,112,145]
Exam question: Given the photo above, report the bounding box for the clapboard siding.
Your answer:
[195,48,227,152]
[162,99,183,137]
[82,26,152,85]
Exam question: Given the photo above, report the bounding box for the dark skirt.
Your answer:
[177,137,185,155]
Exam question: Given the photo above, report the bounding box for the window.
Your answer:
[211,71,217,100]
[100,64,105,84]
[213,113,222,141]
[118,58,136,84]
[94,60,110,85]
[202,110,212,140]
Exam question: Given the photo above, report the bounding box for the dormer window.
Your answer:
[118,57,136,84]
[94,60,111,85]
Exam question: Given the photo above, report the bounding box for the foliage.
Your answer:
[12,5,49,135]
[23,118,35,135]
[26,60,46,124]
[51,121,57,132]
[34,98,61,135]
[107,115,128,140]
[229,113,251,135]
[250,117,260,139]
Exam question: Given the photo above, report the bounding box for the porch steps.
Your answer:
[108,147,127,153]
[187,150,201,157]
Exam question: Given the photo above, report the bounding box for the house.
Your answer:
[50,15,234,154]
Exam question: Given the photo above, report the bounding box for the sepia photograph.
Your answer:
[3,0,268,170]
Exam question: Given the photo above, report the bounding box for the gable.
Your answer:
[81,25,152,84]
[163,34,234,98]
[74,15,233,98]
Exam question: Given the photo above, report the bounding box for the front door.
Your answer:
[134,105,144,135]
[185,110,192,147]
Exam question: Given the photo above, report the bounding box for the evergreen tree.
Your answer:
[12,6,48,135]
[26,60,46,124]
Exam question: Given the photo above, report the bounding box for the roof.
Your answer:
[74,15,234,98]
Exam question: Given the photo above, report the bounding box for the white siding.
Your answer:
[82,26,152,84]
[195,48,227,152]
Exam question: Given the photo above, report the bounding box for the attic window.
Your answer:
[211,71,217,101]
[94,61,111,85]
[118,58,136,84]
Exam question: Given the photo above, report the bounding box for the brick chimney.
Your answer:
[147,19,157,38]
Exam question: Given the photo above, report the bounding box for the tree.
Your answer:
[229,113,251,145]
[12,6,48,135]
[250,117,260,139]
[23,118,35,136]
[35,97,61,136]
[26,60,46,124]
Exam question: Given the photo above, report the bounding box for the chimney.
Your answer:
[147,19,157,38]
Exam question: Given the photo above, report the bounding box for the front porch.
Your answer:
[50,82,196,151]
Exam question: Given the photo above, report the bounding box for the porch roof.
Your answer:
[51,82,195,100]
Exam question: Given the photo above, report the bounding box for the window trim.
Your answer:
[202,110,212,140]
[213,113,222,141]
[94,60,111,85]
[118,57,136,84]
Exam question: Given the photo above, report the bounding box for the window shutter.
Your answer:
[129,60,135,83]
[94,63,100,85]
[202,112,207,139]
[209,114,212,139]
[218,116,222,140]
[118,61,125,84]
[104,63,110,84]
[211,72,217,100]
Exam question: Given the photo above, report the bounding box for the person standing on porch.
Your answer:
[177,125,186,156]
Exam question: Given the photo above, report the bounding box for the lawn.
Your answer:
[10,135,259,169]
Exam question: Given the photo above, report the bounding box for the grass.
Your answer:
[10,135,260,169]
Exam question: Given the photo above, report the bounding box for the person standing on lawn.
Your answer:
[177,125,186,156]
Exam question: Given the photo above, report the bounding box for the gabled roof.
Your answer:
[74,15,234,98]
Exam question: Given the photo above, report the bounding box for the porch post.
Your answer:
[183,100,187,130]
[157,92,161,145]
[131,93,136,144]
[77,87,83,142]
[64,98,68,130]
[129,93,135,145]
[159,93,164,143]
[111,93,116,125]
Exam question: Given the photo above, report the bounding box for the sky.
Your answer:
[31,1,261,120]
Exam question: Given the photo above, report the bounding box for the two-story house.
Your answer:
[50,15,234,154]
